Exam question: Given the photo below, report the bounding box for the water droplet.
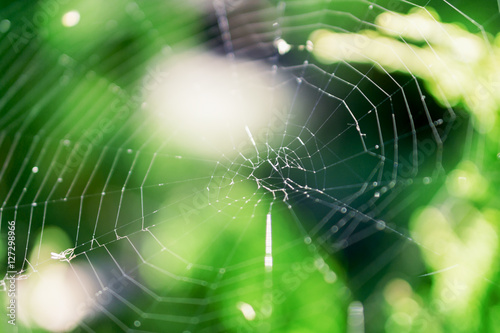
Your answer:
[376,220,386,230]
[340,207,347,213]
[423,177,431,184]
[374,192,380,198]
[306,40,314,52]
[274,38,291,55]
[134,321,141,327]
[32,166,39,173]
[127,149,133,153]
[368,4,373,10]
[304,236,312,244]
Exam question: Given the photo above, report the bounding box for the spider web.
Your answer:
[0,0,498,332]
